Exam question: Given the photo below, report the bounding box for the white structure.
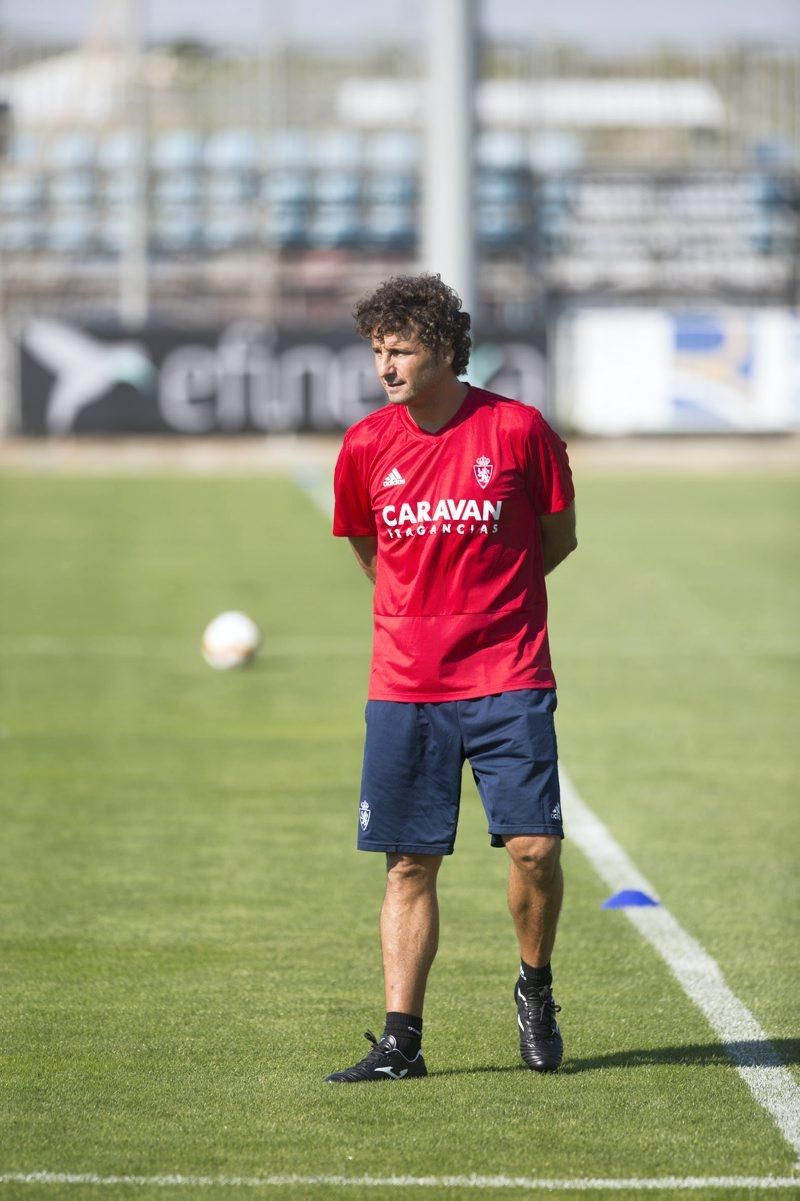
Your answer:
[338,78,726,131]
[421,0,478,318]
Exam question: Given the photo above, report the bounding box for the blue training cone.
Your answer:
[602,889,659,909]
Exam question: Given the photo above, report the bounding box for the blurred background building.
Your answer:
[1,0,798,436]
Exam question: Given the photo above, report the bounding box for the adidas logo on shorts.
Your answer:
[382,468,406,487]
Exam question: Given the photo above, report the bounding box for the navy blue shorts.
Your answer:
[357,689,563,855]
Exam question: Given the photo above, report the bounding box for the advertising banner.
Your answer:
[17,319,548,436]
[557,308,800,434]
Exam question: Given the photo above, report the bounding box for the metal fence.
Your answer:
[0,4,798,333]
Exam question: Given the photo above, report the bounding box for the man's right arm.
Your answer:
[348,536,378,584]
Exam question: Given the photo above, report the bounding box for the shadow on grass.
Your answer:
[430,1039,800,1079]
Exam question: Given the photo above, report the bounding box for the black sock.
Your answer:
[520,960,552,990]
[383,1011,423,1057]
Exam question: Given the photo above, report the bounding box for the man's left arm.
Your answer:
[539,502,577,576]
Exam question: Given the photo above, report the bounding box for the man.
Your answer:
[328,273,576,1084]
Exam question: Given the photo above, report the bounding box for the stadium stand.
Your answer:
[0,34,797,323]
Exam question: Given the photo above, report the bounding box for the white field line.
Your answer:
[560,768,800,1165]
[1,1172,799,1191]
[0,635,366,659]
[294,466,334,518]
[9,478,791,1194]
[3,634,797,663]
[298,473,800,1167]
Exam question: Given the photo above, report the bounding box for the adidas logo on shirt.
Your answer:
[382,468,406,487]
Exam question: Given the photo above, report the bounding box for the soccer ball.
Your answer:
[202,611,261,671]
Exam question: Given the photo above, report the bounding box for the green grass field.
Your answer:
[1,466,798,1201]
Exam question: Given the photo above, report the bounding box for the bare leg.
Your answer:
[504,835,563,966]
[380,853,442,1015]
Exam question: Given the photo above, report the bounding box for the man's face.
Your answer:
[370,328,453,408]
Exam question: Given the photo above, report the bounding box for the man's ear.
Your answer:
[442,344,454,366]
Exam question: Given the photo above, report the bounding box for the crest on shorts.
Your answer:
[359,799,371,831]
[473,455,493,489]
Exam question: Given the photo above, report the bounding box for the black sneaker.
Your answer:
[325,1031,427,1083]
[514,979,563,1072]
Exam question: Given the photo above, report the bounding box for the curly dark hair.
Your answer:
[353,273,471,377]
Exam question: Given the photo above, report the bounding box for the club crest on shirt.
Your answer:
[473,455,494,489]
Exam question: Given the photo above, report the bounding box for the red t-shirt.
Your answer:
[333,386,574,702]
